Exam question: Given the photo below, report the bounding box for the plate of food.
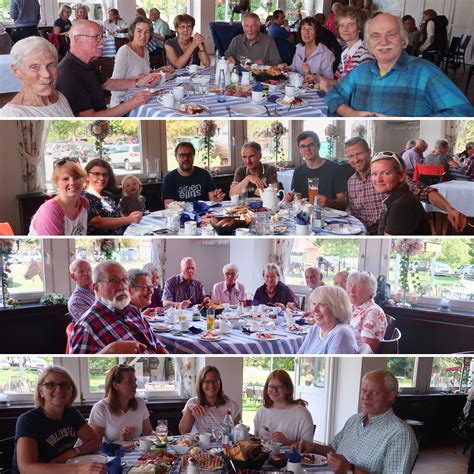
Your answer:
[225,84,252,97]
[272,225,288,235]
[66,454,108,464]
[177,103,209,115]
[250,332,280,341]
[276,96,307,107]
[322,208,348,218]
[199,331,223,341]
[302,453,328,467]
[181,453,224,472]
[325,224,362,235]
[287,324,309,335]
[151,323,172,333]
[230,104,267,116]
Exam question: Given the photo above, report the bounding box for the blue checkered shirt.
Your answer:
[330,409,418,474]
[326,51,474,117]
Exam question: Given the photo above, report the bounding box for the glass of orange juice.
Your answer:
[207,309,215,331]
[308,177,319,204]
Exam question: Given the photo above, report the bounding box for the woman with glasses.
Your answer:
[128,268,163,318]
[54,4,73,35]
[165,14,210,69]
[297,286,359,354]
[103,8,128,36]
[347,272,387,353]
[179,366,240,434]
[0,36,74,117]
[254,370,314,445]
[83,159,143,235]
[13,366,103,473]
[278,17,334,80]
[29,159,88,236]
[143,263,164,310]
[89,365,154,443]
[370,152,431,235]
[211,263,246,304]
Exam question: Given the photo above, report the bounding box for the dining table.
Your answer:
[0,54,21,94]
[424,180,474,217]
[126,67,328,118]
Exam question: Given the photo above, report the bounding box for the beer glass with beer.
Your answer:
[156,419,168,445]
[207,308,216,331]
[308,177,319,204]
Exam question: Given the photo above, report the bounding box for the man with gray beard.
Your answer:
[70,261,167,354]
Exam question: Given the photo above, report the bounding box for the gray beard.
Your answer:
[100,294,131,310]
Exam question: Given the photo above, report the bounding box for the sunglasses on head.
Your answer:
[371,151,403,170]
[53,157,80,167]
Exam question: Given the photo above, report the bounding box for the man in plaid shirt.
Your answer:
[296,370,418,473]
[70,261,168,354]
[344,137,468,235]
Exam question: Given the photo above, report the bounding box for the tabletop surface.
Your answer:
[424,180,474,217]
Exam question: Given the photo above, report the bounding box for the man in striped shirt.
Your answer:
[297,370,418,473]
[67,259,95,322]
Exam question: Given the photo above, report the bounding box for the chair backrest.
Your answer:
[419,173,445,186]
[65,321,74,354]
[460,34,471,51]
[384,314,397,339]
[378,327,401,354]
[448,36,461,53]
[413,163,445,181]
[90,57,115,81]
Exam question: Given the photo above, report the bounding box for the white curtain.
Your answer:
[270,238,293,281]
[17,121,48,193]
[366,120,376,152]
[445,120,464,153]
[174,357,198,398]
[151,239,167,284]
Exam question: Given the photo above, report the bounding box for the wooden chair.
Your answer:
[378,327,401,354]
[384,314,397,340]
[457,34,472,71]
[90,57,115,103]
[442,36,461,72]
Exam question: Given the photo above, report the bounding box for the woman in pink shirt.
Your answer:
[211,263,245,304]
[29,159,89,236]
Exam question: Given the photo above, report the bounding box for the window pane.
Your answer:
[302,120,337,159]
[246,120,290,165]
[388,238,474,301]
[387,357,417,388]
[430,357,472,391]
[74,238,152,272]
[284,238,361,286]
[44,120,143,190]
[299,357,326,388]
[343,120,369,143]
[0,357,53,396]
[285,1,312,24]
[0,0,13,22]
[140,0,188,25]
[62,2,103,21]
[165,120,230,172]
[9,239,45,296]
[85,357,177,395]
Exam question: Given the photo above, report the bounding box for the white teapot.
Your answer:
[261,187,284,212]
[232,422,250,442]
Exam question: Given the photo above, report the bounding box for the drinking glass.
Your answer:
[212,427,223,443]
[156,419,168,444]
[308,177,319,205]
[206,309,215,331]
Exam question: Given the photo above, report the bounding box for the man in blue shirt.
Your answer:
[10,0,40,41]
[268,9,295,64]
[326,13,473,117]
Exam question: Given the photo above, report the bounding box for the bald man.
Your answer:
[401,139,428,177]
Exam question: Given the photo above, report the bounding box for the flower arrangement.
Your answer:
[0,239,15,308]
[94,239,118,261]
[270,121,288,167]
[354,124,366,138]
[324,124,339,160]
[40,293,68,306]
[198,120,218,173]
[88,120,113,159]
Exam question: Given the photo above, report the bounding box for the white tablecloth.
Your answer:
[0,55,21,94]
[424,181,474,217]
[278,169,294,192]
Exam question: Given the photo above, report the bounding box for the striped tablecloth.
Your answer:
[102,35,117,58]
[124,202,367,236]
[127,67,328,118]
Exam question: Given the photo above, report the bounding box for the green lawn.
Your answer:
[0,367,51,393]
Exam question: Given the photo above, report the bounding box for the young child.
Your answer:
[119,175,146,216]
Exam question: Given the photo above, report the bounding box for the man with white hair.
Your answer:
[57,20,160,116]
[211,263,246,304]
[297,370,418,473]
[163,257,208,308]
[325,13,473,117]
[70,261,167,354]
[334,271,349,291]
[67,259,95,322]
[401,139,428,177]
[303,266,324,311]
[424,139,460,171]
[149,8,170,52]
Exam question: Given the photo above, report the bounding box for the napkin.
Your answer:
[296,211,310,225]
[286,447,302,463]
[189,326,203,334]
[248,201,263,209]
[192,201,221,215]
[105,457,122,474]
[267,95,279,103]
[242,327,252,335]
[180,213,200,226]
[101,442,124,458]
[174,72,190,78]
[324,217,349,224]
[252,83,264,92]
[295,318,307,326]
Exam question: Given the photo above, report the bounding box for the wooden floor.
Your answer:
[414,443,470,474]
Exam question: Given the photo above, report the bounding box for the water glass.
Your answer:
[156,419,168,444]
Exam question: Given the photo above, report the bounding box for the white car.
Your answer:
[0,358,11,369]
[107,143,141,171]
[433,262,452,276]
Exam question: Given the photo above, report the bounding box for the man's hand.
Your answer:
[127,91,151,108]
[327,452,352,474]
[246,175,268,190]
[210,188,225,201]
[100,341,147,354]
[180,299,192,309]
[142,308,157,318]
[447,208,468,232]
[294,440,316,453]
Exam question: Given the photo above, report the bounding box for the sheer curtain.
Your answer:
[174,357,198,398]
[151,239,167,284]
[270,238,293,281]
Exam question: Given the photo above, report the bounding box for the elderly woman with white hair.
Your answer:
[0,37,73,117]
[142,262,163,309]
[347,272,387,352]
[211,263,246,304]
[297,285,359,354]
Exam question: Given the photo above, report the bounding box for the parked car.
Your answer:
[456,264,474,275]
[0,358,11,370]
[433,262,452,276]
[107,142,141,170]
[25,357,48,370]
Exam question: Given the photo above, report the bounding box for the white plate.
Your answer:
[230,103,267,116]
[66,454,108,464]
[276,97,308,107]
[325,224,362,235]
[151,323,172,333]
[302,454,328,467]
[250,332,280,341]
[199,334,223,341]
[287,327,309,335]
[176,104,210,116]
[322,208,348,218]
[251,97,268,104]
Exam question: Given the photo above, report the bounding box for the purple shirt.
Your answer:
[253,281,297,306]
[402,148,424,174]
[211,281,246,304]
[67,286,95,323]
[163,274,205,305]
[150,288,163,308]
[298,324,359,354]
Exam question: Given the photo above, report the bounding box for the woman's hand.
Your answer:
[159,65,175,74]
[74,462,107,473]
[128,211,143,224]
[302,63,311,76]
[272,431,291,444]
[188,404,206,418]
[274,303,286,310]
[192,33,205,48]
[277,63,289,71]
[128,92,151,108]
[119,426,135,440]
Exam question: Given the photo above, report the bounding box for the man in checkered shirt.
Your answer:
[297,370,418,473]
[344,137,468,235]
[70,261,168,354]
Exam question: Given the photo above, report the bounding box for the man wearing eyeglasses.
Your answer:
[57,20,160,117]
[325,13,473,117]
[286,131,347,210]
[296,370,418,474]
[67,259,95,323]
[70,261,168,354]
[344,136,468,234]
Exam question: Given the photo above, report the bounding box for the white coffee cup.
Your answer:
[219,319,231,334]
[135,437,152,452]
[235,228,250,237]
[230,194,240,204]
[186,64,198,74]
[180,320,190,331]
[161,93,175,108]
[173,86,185,101]
[241,71,252,85]
[251,90,267,102]
[287,461,302,474]
[201,225,214,236]
[285,313,294,326]
[199,432,211,450]
[250,320,261,332]
[296,223,310,235]
[184,221,197,236]
[284,85,297,97]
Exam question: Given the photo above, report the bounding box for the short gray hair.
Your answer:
[242,141,262,155]
[364,14,409,50]
[69,258,91,274]
[143,262,159,274]
[92,260,125,284]
[11,36,58,68]
[242,12,261,24]
[263,263,281,279]
[181,257,195,269]
[344,136,370,151]
[307,285,352,324]
[363,369,399,392]
[434,139,449,149]
[127,268,151,287]
[347,271,377,299]
[305,266,322,277]
[223,263,239,275]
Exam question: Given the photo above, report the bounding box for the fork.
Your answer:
[226,105,232,117]
[264,105,272,117]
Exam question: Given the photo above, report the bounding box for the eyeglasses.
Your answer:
[97,277,129,285]
[76,33,106,42]
[371,151,403,170]
[202,379,220,386]
[268,384,286,392]
[177,153,194,158]
[224,272,236,276]
[369,32,400,41]
[298,142,318,150]
[88,171,109,178]
[131,284,154,290]
[54,157,80,167]
[42,382,72,390]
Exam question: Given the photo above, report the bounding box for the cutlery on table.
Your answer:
[226,105,232,117]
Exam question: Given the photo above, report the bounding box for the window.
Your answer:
[298,357,326,388]
[284,238,361,288]
[58,1,103,21]
[139,0,187,25]
[430,357,472,392]
[165,120,231,173]
[43,120,144,190]
[343,120,369,143]
[80,357,179,400]
[285,1,312,25]
[387,357,417,389]
[246,120,290,165]
[302,120,338,160]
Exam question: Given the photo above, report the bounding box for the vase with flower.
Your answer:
[198,120,218,174]
[270,121,287,168]
[324,124,339,160]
